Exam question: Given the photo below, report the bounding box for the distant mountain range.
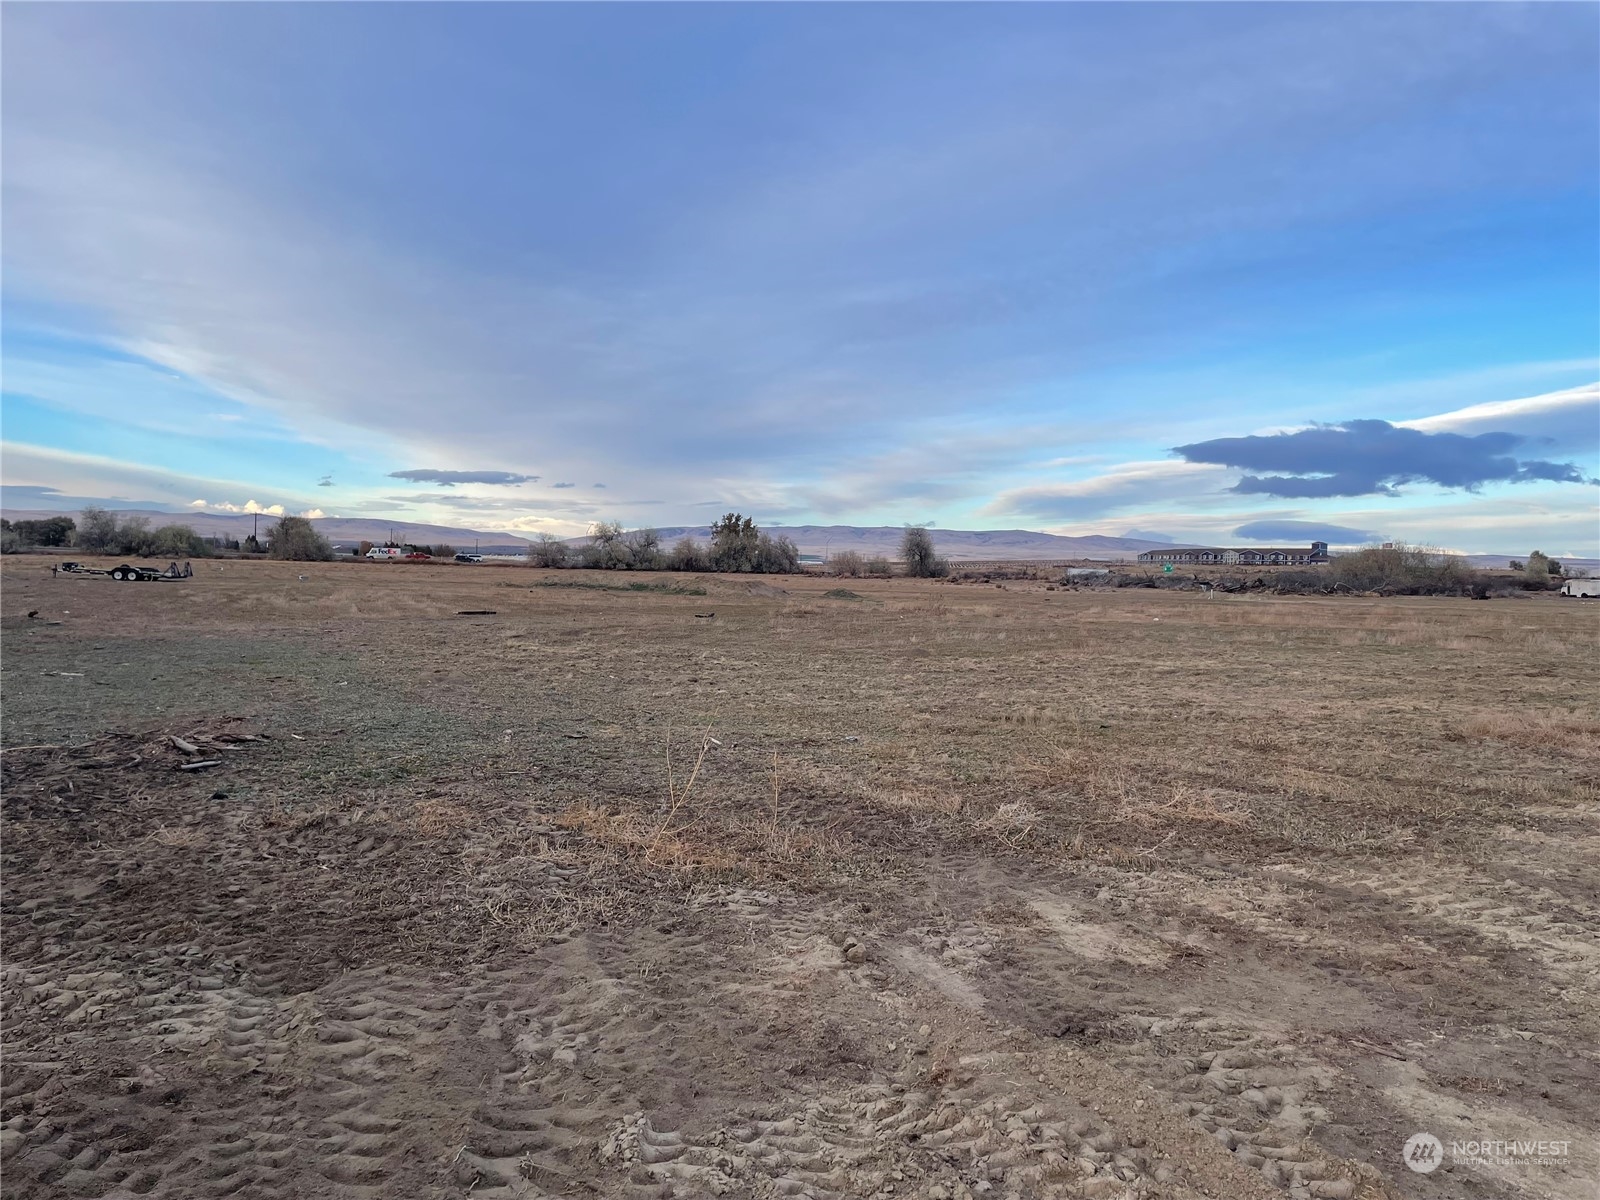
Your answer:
[649,525,1170,561]
[0,509,1169,560]
[3,506,1593,570]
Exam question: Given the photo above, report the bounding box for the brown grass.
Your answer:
[1460,709,1600,755]
[146,825,208,849]
[413,797,476,838]
[6,553,1598,1196]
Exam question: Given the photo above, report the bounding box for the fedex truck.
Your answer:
[365,547,403,561]
[1558,578,1600,598]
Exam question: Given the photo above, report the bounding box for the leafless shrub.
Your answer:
[527,532,570,567]
[830,551,865,578]
[667,536,709,571]
[755,533,800,573]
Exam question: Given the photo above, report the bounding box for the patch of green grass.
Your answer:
[533,579,708,596]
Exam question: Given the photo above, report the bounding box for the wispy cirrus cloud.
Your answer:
[1398,381,1598,450]
[986,461,1235,521]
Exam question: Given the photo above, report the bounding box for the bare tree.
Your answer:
[900,526,947,578]
[527,532,570,567]
[624,527,662,570]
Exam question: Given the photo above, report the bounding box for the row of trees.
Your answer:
[1509,551,1566,582]
[1,509,217,558]
[0,509,341,561]
[523,516,950,577]
[827,529,948,577]
[527,514,803,574]
[4,508,950,576]
[1,516,77,549]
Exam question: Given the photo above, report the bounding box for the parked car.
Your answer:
[1559,578,1600,598]
[403,551,431,561]
[454,553,483,563]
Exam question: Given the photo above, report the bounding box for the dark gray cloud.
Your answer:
[1232,519,1380,543]
[1175,420,1596,499]
[0,484,190,512]
[551,482,576,489]
[318,475,334,487]
[389,469,537,487]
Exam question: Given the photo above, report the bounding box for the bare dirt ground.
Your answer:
[3,557,1597,1200]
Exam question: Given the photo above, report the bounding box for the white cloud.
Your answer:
[1398,382,1599,454]
[300,507,326,519]
[985,461,1236,521]
[0,442,310,513]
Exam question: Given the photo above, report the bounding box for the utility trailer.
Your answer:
[58,561,194,582]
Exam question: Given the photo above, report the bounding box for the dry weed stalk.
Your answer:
[1121,784,1247,830]
[979,800,1040,848]
[648,724,715,864]
[770,749,781,827]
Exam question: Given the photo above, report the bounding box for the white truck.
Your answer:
[365,546,403,561]
[1558,578,1600,598]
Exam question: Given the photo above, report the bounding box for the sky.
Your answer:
[3,3,1597,555]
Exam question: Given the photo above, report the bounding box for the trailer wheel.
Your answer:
[112,565,135,581]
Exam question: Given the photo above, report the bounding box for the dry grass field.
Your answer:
[3,556,1597,1200]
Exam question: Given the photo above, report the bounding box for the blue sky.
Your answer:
[3,3,1597,554]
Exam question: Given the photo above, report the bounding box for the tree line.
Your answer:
[527,514,802,573]
[1,510,215,558]
[525,515,949,577]
[0,508,341,562]
[2,507,956,575]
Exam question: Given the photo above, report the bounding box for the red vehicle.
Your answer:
[403,551,431,561]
